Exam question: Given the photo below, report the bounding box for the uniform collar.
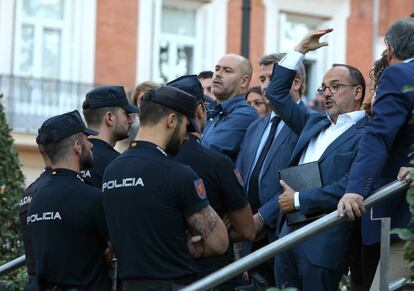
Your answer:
[89,138,118,153]
[129,140,168,157]
[50,168,84,182]
[188,133,201,143]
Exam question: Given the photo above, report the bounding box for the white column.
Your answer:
[0,0,16,75]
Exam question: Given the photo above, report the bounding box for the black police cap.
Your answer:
[83,85,139,113]
[142,86,199,132]
[36,110,98,145]
[167,75,205,102]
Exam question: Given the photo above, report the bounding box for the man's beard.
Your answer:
[165,124,183,156]
[113,122,130,141]
[80,145,93,171]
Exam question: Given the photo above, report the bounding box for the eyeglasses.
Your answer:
[317,83,357,95]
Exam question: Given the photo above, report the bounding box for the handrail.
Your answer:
[181,180,408,291]
[0,255,26,276]
[0,180,408,286]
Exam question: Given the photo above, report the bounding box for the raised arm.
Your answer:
[266,28,333,135]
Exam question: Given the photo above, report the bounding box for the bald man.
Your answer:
[201,54,259,161]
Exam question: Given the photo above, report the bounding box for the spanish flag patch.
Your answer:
[194,178,206,199]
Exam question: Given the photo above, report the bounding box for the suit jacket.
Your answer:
[237,108,304,239]
[347,60,414,244]
[266,64,368,273]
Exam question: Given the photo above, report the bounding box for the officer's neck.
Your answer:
[134,126,168,151]
[92,129,116,147]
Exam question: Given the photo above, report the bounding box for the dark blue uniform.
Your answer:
[102,141,208,284]
[81,138,120,188]
[28,169,110,291]
[19,169,52,291]
[174,134,248,276]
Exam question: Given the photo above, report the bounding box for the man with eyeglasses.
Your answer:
[265,28,368,291]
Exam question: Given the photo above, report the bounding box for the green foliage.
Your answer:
[0,96,27,289]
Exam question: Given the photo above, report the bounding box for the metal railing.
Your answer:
[0,180,409,290]
[182,180,408,291]
[0,255,25,276]
[0,74,99,133]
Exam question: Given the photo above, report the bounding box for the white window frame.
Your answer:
[263,0,350,100]
[8,0,97,121]
[13,0,69,79]
[136,0,228,84]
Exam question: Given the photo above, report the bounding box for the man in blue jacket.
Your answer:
[236,52,306,286]
[201,54,259,161]
[339,17,414,288]
[267,28,368,291]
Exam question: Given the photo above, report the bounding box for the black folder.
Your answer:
[279,161,325,226]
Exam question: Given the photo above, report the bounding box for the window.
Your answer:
[14,0,66,79]
[279,12,329,100]
[157,6,197,83]
[5,0,97,133]
[137,0,227,84]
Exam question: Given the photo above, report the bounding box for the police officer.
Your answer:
[19,146,51,291]
[81,85,139,187]
[168,75,255,280]
[28,110,111,291]
[102,86,229,290]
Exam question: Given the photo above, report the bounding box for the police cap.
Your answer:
[83,85,139,113]
[167,75,205,102]
[142,86,199,132]
[36,110,98,145]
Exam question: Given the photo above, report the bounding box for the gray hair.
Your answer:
[259,52,307,95]
[385,17,414,60]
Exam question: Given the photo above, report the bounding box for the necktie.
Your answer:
[248,116,280,213]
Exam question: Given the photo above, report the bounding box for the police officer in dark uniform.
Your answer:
[168,75,255,280]
[102,86,229,291]
[81,86,139,187]
[19,146,52,291]
[28,110,111,291]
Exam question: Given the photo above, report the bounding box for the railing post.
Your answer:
[379,217,391,291]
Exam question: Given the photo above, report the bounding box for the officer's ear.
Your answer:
[166,112,177,129]
[73,138,82,156]
[104,110,116,127]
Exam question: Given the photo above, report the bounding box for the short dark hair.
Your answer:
[332,64,366,102]
[245,86,262,100]
[42,134,78,164]
[83,107,117,127]
[385,17,414,60]
[139,91,184,126]
[197,71,213,79]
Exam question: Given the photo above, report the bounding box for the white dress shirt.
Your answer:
[279,50,367,209]
[248,112,285,183]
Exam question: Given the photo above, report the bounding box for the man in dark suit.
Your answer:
[267,28,368,291]
[236,53,306,286]
[339,17,414,288]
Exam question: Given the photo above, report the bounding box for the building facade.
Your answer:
[0,0,413,184]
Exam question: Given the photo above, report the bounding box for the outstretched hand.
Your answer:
[295,28,333,54]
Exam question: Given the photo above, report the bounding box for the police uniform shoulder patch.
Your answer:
[194,178,206,199]
[234,168,244,186]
